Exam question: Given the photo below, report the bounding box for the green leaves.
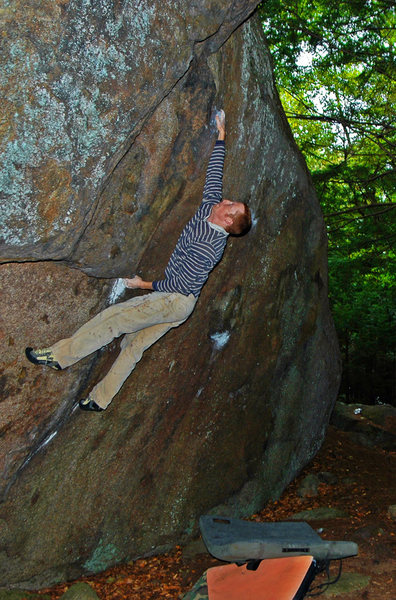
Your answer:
[260,0,396,404]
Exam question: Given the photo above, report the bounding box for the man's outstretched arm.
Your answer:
[202,112,226,202]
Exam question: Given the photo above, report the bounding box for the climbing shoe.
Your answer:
[79,395,104,412]
[25,347,62,371]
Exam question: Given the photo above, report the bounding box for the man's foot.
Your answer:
[25,347,62,370]
[79,395,104,412]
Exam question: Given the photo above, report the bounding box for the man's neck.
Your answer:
[207,218,228,235]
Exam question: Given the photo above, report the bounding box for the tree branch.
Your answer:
[326,203,396,218]
[327,206,396,233]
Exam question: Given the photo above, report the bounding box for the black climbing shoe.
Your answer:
[25,347,62,371]
[79,396,104,412]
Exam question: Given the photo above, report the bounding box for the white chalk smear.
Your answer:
[108,278,125,304]
[210,330,231,351]
[250,209,259,228]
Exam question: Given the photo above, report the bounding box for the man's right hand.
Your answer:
[216,111,225,141]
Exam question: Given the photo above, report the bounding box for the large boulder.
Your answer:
[0,0,340,589]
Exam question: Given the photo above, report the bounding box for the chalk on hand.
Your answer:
[123,276,134,287]
[216,109,225,126]
[210,107,226,132]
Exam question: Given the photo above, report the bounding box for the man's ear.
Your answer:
[224,215,233,226]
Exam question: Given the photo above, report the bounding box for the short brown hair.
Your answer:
[225,203,252,236]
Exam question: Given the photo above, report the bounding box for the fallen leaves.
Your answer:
[37,546,217,600]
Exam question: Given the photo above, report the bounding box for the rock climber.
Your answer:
[25,112,251,412]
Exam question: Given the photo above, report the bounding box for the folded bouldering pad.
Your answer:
[200,515,358,562]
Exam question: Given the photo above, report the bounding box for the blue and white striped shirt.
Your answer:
[152,141,228,297]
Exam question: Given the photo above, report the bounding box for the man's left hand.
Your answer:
[124,276,143,288]
[123,276,153,290]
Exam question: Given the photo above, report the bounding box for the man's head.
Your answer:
[208,199,252,236]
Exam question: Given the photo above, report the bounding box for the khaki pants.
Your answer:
[51,291,197,409]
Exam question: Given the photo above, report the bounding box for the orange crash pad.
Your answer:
[207,555,313,600]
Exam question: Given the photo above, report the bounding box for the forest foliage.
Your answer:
[260,0,395,404]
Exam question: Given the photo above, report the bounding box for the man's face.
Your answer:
[211,199,244,224]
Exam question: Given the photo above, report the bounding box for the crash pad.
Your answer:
[206,556,314,600]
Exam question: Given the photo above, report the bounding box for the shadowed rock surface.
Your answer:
[0,0,340,589]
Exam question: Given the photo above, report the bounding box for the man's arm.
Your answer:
[124,276,153,290]
[202,112,226,202]
[124,114,226,293]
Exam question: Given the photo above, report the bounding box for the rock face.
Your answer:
[1,0,259,273]
[0,0,341,589]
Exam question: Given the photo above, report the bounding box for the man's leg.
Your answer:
[48,292,196,369]
[87,321,178,410]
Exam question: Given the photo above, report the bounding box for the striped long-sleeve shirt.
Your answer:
[152,140,228,297]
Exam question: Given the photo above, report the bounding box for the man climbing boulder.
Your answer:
[26,112,251,411]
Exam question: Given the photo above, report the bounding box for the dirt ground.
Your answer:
[37,426,395,600]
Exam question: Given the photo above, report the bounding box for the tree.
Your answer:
[260,0,396,404]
